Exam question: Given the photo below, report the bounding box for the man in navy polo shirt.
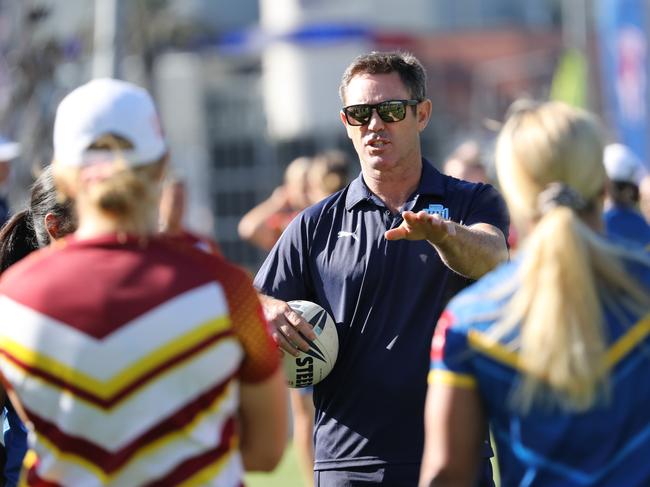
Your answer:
[254,51,509,486]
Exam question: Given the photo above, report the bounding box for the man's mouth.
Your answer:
[367,138,389,148]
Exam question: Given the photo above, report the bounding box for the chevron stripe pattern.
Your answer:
[0,235,278,486]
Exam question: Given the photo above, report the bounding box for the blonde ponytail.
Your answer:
[509,207,605,411]
[493,100,650,412]
[85,163,164,234]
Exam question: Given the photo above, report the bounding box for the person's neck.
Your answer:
[160,220,184,235]
[75,208,154,239]
[363,159,422,214]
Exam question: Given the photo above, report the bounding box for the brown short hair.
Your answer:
[339,51,427,104]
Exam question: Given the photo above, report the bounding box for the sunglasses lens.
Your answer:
[378,101,406,122]
[346,105,371,125]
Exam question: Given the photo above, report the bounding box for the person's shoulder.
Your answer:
[298,186,349,221]
[0,245,54,286]
[445,259,519,331]
[442,173,497,198]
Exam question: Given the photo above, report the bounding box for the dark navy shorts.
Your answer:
[314,458,494,487]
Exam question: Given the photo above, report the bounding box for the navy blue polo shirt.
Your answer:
[254,159,509,472]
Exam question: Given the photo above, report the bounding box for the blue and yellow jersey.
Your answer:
[430,252,650,487]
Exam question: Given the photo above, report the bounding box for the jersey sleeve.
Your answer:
[223,266,280,383]
[428,310,477,389]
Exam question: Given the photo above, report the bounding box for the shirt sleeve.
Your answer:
[428,310,477,389]
[463,183,510,242]
[223,266,280,383]
[253,212,314,301]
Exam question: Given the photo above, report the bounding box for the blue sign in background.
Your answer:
[598,0,650,169]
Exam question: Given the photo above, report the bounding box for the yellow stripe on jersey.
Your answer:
[30,381,238,484]
[0,315,231,401]
[606,315,650,369]
[18,450,37,487]
[0,335,240,414]
[468,330,521,370]
[428,369,477,389]
[468,315,650,376]
[177,437,239,487]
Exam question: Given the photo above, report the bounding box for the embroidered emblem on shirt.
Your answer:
[425,204,449,219]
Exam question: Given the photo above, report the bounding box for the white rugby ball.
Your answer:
[282,300,339,388]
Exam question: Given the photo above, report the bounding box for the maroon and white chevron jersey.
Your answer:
[0,233,278,486]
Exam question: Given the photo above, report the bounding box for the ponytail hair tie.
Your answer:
[537,182,587,215]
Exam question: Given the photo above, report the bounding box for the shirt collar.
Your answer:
[345,158,446,210]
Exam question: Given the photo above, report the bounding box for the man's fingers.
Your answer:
[384,226,407,240]
[286,310,317,340]
[271,329,301,357]
[279,322,313,352]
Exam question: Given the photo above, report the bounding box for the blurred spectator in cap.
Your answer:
[603,143,650,248]
[0,136,20,227]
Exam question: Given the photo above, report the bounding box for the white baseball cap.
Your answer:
[603,143,646,185]
[53,78,167,167]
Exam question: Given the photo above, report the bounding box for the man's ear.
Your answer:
[417,99,433,132]
[44,213,60,241]
[340,110,354,140]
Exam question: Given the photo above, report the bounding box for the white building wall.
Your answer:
[259,0,434,139]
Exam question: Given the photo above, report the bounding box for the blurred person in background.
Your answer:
[0,166,76,487]
[307,150,351,204]
[442,140,488,185]
[159,175,221,254]
[238,156,313,252]
[420,101,650,486]
[443,139,518,252]
[255,51,509,487]
[602,143,650,248]
[0,78,287,486]
[640,174,650,224]
[0,136,21,227]
[291,149,351,487]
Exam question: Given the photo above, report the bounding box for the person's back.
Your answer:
[437,252,650,486]
[0,78,286,486]
[421,101,650,487]
[1,235,271,485]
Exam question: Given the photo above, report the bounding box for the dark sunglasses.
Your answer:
[342,99,420,126]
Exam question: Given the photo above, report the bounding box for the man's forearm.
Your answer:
[431,223,508,279]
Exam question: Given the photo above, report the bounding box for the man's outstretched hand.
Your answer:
[384,210,456,244]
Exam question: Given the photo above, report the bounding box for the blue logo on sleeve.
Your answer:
[425,204,449,219]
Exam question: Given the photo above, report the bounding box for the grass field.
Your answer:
[245,440,501,487]
[245,442,305,487]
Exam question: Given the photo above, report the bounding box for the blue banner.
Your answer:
[598,0,649,169]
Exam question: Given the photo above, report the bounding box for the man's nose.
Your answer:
[366,109,385,131]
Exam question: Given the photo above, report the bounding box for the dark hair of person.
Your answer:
[609,181,640,206]
[0,166,75,273]
[339,51,427,103]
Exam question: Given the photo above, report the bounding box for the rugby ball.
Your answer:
[282,300,339,388]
